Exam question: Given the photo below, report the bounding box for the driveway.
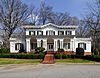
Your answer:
[0,64,100,78]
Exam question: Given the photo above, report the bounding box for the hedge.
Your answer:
[54,54,100,62]
[0,53,100,62]
[54,54,75,59]
[0,48,10,53]
[0,53,45,59]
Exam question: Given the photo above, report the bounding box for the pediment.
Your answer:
[41,23,59,29]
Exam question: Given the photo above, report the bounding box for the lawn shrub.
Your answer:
[62,54,67,59]
[58,48,64,52]
[54,53,61,59]
[0,53,44,59]
[35,47,45,54]
[54,54,73,59]
[76,48,84,55]
[38,52,45,59]
[0,48,10,53]
[90,55,100,62]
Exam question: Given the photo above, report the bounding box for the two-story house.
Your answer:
[10,23,91,55]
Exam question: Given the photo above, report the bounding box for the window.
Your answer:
[68,43,70,49]
[66,31,72,35]
[57,40,60,49]
[78,43,86,50]
[41,40,43,47]
[46,31,55,35]
[58,31,64,35]
[31,31,35,35]
[31,43,37,49]
[29,31,31,35]
[37,31,43,35]
[15,43,23,50]
[29,31,35,35]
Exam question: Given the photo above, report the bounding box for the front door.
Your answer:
[47,44,54,51]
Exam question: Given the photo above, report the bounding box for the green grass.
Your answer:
[0,58,95,65]
[0,58,41,65]
[55,59,95,64]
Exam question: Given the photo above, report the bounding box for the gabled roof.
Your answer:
[23,23,78,29]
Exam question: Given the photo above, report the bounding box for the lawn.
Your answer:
[0,58,41,65]
[0,58,95,65]
[55,59,95,64]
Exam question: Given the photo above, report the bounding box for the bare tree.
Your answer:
[68,16,79,25]
[0,0,30,48]
[76,20,90,37]
[38,1,53,25]
[29,6,39,25]
[84,0,100,54]
[48,12,70,25]
[48,12,79,26]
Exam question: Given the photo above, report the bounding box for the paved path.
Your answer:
[0,64,100,78]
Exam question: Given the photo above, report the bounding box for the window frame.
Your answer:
[66,31,72,35]
[46,30,55,35]
[58,31,64,35]
[37,31,43,36]
[15,43,24,50]
[78,43,86,50]
[68,43,70,49]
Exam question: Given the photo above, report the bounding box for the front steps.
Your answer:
[42,52,55,64]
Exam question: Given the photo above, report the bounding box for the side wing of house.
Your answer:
[73,37,91,55]
[10,38,25,53]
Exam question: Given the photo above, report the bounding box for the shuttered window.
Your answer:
[15,43,24,50]
[78,43,86,50]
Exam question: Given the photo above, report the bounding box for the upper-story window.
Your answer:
[58,31,64,35]
[66,31,72,35]
[37,31,43,35]
[29,31,35,35]
[46,31,55,35]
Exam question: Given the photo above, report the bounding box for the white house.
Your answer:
[10,23,91,55]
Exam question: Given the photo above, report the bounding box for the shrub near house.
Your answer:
[76,48,84,56]
[0,48,10,53]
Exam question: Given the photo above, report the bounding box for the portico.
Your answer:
[26,37,73,52]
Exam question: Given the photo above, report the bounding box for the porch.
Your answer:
[26,37,74,53]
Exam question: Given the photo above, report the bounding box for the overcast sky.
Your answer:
[21,0,94,19]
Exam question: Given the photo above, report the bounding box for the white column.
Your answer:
[71,39,74,51]
[26,38,30,52]
[37,39,41,47]
[43,39,47,51]
[54,39,57,51]
[64,31,66,35]
[60,39,63,48]
[73,37,76,52]
[35,31,37,35]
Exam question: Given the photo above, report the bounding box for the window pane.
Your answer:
[66,31,72,35]
[68,43,70,49]
[51,45,53,49]
[46,31,55,35]
[78,43,86,50]
[29,31,31,35]
[15,43,22,50]
[37,31,43,35]
[31,31,35,35]
[58,31,64,35]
